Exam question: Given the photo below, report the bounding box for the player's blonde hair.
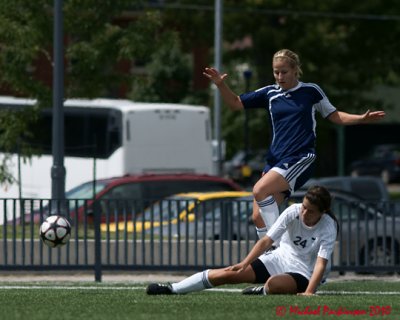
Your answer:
[273,49,303,78]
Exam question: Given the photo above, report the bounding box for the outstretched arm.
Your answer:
[328,109,386,125]
[298,256,328,296]
[203,67,244,111]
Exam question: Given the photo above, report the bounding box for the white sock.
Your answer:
[256,226,268,239]
[256,196,279,230]
[171,270,213,294]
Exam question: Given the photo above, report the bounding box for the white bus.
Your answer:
[0,96,214,201]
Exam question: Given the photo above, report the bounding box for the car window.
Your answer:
[98,183,143,217]
[142,180,237,200]
[334,198,380,222]
[101,183,142,200]
[66,181,108,199]
[201,198,253,221]
[319,180,345,191]
[372,148,386,159]
[333,201,358,221]
[195,200,224,220]
[143,198,195,221]
[349,180,382,201]
[236,200,253,220]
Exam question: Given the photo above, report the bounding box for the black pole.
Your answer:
[93,201,102,282]
[51,0,66,209]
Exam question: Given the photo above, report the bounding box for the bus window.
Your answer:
[31,107,123,159]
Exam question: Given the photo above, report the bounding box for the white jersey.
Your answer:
[262,203,337,281]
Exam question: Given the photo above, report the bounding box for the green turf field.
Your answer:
[0,280,399,320]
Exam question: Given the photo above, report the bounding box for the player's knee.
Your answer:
[266,277,284,294]
[266,276,297,294]
[253,178,274,200]
[252,183,265,200]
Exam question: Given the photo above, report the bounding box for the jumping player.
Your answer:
[146,185,338,296]
[203,49,385,240]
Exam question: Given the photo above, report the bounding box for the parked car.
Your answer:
[22,173,243,224]
[223,149,266,185]
[349,144,400,184]
[102,191,256,240]
[301,176,390,202]
[102,186,399,269]
[288,189,400,269]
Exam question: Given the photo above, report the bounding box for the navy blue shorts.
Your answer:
[263,153,316,197]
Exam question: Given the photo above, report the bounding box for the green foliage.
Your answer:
[0,0,52,98]
[129,33,192,103]
[0,1,172,184]
[0,107,41,186]
[64,7,166,98]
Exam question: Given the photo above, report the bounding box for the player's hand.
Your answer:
[361,110,386,122]
[225,262,247,273]
[297,292,315,296]
[203,67,228,86]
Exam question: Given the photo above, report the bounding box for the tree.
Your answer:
[129,33,192,103]
[0,0,174,184]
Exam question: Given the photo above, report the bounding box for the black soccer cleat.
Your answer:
[242,286,265,295]
[146,283,174,295]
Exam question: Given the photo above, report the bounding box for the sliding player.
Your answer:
[147,186,338,296]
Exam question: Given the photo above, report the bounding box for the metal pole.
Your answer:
[93,201,102,282]
[214,0,223,176]
[337,126,345,176]
[51,0,66,208]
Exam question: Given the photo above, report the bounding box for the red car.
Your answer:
[27,173,243,224]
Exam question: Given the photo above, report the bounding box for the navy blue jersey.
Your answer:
[240,82,336,162]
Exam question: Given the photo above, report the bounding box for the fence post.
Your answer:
[93,201,102,282]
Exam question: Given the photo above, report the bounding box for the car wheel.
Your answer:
[381,170,390,184]
[360,238,399,267]
[351,170,359,177]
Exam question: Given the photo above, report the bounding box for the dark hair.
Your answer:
[305,185,339,235]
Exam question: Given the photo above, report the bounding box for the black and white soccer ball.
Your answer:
[40,215,71,248]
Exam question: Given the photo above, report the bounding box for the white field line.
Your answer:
[0,285,399,295]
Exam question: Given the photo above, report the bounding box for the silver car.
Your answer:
[288,190,400,270]
[140,192,257,241]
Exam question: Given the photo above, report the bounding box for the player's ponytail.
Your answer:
[324,209,339,237]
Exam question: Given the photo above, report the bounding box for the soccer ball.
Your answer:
[40,215,71,248]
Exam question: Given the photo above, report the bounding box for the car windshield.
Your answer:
[206,198,253,221]
[371,144,400,158]
[288,194,382,222]
[66,181,108,199]
[142,197,196,221]
[142,196,253,222]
